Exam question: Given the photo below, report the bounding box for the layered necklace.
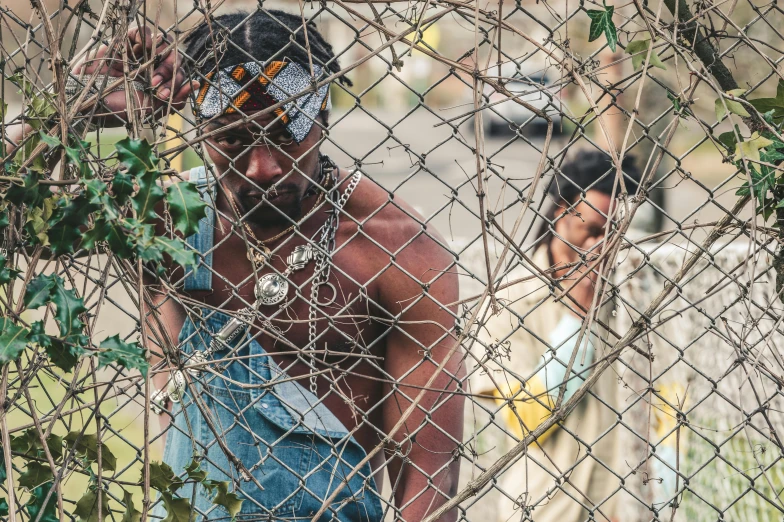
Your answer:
[151,156,361,411]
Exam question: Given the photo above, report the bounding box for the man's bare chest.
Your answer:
[192,233,385,365]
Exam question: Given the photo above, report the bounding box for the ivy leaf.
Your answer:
[74,488,111,522]
[0,255,21,285]
[112,172,136,204]
[27,484,58,522]
[185,459,208,482]
[749,80,784,123]
[160,492,194,522]
[97,335,148,377]
[152,236,198,269]
[0,498,6,517]
[121,490,142,522]
[132,171,164,222]
[735,132,774,163]
[0,317,30,364]
[19,461,54,490]
[25,274,56,308]
[166,182,207,237]
[147,462,184,493]
[115,137,157,174]
[64,432,117,472]
[50,277,87,340]
[587,4,617,52]
[718,127,741,153]
[625,39,666,70]
[715,89,750,121]
[208,480,244,519]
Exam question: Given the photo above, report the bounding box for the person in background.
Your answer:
[472,150,641,522]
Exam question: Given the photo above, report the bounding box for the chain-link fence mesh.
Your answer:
[1,0,783,520]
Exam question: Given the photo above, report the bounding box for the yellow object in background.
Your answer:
[493,376,559,443]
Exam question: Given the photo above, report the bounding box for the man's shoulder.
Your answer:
[343,170,450,261]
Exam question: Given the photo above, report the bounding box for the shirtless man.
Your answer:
[54,9,464,522]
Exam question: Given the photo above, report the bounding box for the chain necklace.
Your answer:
[226,156,334,267]
[152,162,361,411]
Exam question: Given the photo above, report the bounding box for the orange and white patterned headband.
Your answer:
[192,61,331,143]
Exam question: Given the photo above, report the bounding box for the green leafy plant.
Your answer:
[587,3,617,52]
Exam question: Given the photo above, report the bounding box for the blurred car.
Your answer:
[479,65,563,137]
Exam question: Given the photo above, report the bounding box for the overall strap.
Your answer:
[184,165,215,292]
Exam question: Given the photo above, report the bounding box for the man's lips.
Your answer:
[246,191,293,202]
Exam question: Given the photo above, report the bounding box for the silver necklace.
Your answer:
[152,168,362,411]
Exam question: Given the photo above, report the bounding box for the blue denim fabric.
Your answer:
[184,165,215,292]
[154,309,383,521]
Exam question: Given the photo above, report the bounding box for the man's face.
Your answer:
[205,111,324,227]
[550,189,613,267]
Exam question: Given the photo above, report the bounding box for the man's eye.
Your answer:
[217,136,243,148]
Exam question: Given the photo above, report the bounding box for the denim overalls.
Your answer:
[153,166,383,521]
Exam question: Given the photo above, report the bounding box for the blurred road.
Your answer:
[323,109,750,250]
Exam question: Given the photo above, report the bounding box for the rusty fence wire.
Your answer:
[1,0,783,521]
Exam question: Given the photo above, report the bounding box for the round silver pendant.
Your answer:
[255,273,289,306]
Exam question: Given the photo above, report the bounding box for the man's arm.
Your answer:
[378,223,464,522]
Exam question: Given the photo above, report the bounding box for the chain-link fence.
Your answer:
[1,0,783,520]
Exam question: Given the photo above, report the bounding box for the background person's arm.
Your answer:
[379,227,464,522]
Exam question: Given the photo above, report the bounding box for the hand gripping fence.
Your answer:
[1,0,784,521]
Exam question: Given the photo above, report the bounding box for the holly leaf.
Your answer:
[185,459,208,483]
[160,492,194,522]
[25,274,56,308]
[716,89,750,121]
[5,173,50,207]
[749,80,784,123]
[0,255,21,285]
[47,222,83,256]
[625,39,666,70]
[587,5,617,52]
[83,179,119,220]
[152,236,198,269]
[147,461,184,493]
[97,335,148,377]
[19,461,54,490]
[112,171,136,204]
[11,428,63,461]
[82,219,134,258]
[132,171,164,222]
[121,490,142,522]
[166,182,207,237]
[47,337,84,373]
[50,277,86,340]
[0,317,30,364]
[27,484,58,522]
[208,480,244,519]
[74,488,110,522]
[64,432,116,472]
[115,137,157,175]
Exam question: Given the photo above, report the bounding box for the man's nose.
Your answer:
[244,146,285,187]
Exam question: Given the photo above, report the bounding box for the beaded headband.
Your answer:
[192,61,331,143]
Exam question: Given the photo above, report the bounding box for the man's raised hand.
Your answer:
[71,26,200,126]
